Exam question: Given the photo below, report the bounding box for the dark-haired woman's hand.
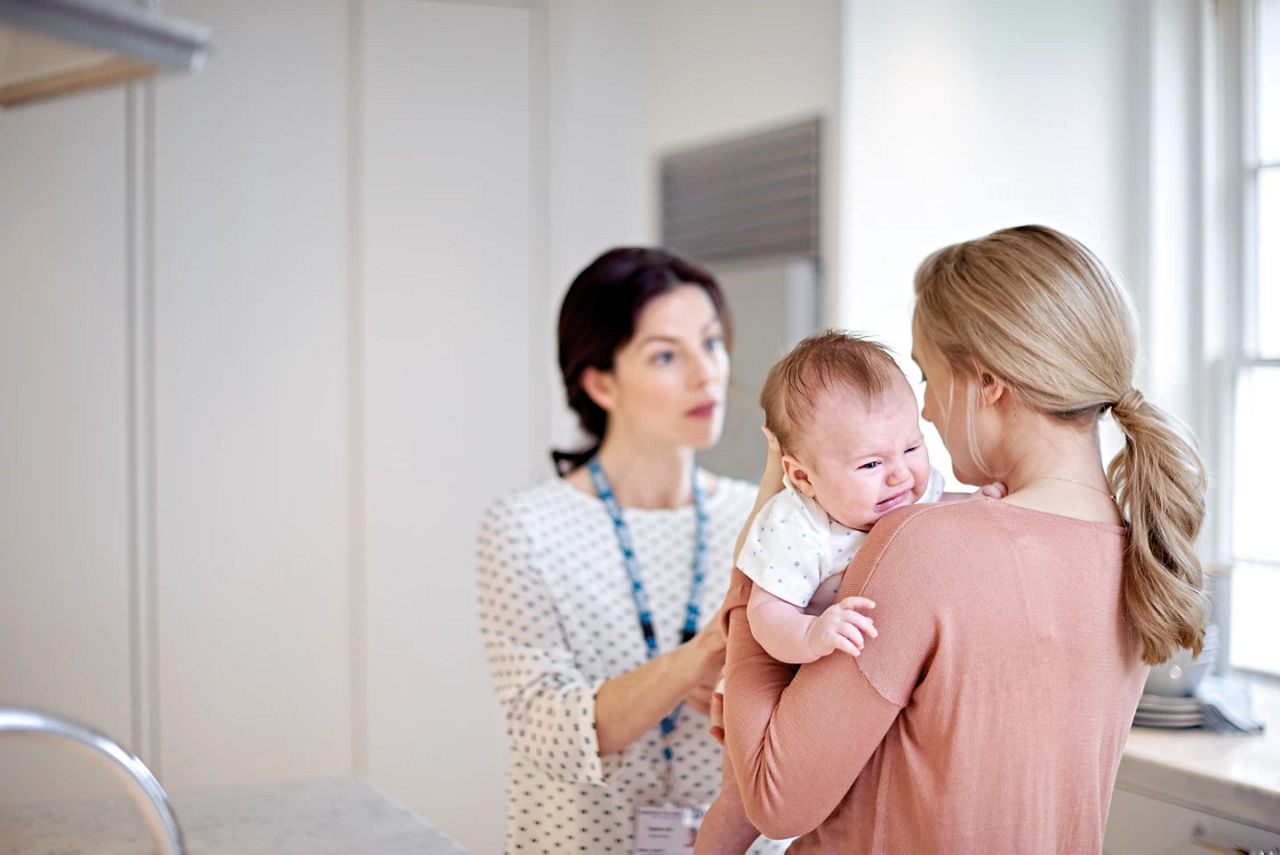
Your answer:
[682,615,728,715]
[685,672,721,717]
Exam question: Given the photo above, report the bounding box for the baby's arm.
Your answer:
[747,584,877,664]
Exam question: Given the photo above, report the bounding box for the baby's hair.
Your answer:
[761,330,906,456]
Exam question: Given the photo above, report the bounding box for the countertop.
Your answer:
[4,682,1276,852]
[0,777,469,854]
[1117,673,1280,830]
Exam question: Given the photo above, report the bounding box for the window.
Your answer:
[1220,0,1280,675]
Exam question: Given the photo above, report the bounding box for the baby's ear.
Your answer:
[781,454,816,498]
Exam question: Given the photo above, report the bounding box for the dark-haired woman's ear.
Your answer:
[580,366,617,414]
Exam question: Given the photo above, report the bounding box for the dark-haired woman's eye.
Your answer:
[704,335,724,352]
[652,350,676,365]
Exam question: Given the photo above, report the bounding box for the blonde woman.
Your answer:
[702,226,1207,853]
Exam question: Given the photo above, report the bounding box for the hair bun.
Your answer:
[1112,388,1144,418]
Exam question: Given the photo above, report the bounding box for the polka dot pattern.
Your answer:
[738,481,867,613]
[739,468,948,615]
[476,473,787,854]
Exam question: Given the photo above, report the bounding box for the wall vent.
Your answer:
[660,117,821,265]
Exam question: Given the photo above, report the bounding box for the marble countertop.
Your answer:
[0,777,469,854]
[1117,673,1280,830]
[5,680,1276,852]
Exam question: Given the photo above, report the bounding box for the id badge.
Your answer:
[635,804,706,854]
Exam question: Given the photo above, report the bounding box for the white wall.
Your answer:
[1,2,1203,854]
[544,0,843,452]
[840,0,1147,483]
[841,0,1140,352]
[642,0,842,302]
[358,3,531,852]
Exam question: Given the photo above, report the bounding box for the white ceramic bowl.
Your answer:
[1142,624,1219,697]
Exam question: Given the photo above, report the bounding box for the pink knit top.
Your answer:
[719,496,1148,853]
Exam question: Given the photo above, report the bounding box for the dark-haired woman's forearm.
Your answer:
[595,623,724,756]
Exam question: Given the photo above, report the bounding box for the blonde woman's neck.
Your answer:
[993,409,1122,524]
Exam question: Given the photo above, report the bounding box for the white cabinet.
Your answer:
[1105,787,1280,854]
[0,88,134,804]
[151,0,353,792]
[0,2,527,848]
[1108,681,1280,854]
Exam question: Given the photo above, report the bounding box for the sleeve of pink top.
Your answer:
[720,508,935,840]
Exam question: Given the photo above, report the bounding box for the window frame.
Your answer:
[1211,0,1280,676]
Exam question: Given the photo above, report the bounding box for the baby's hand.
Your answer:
[979,481,1007,499]
[804,596,877,659]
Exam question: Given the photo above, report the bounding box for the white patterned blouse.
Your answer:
[476,471,787,854]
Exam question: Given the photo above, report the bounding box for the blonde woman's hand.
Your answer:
[735,427,788,565]
[708,690,726,744]
[762,424,781,457]
[942,482,1008,502]
[979,481,1007,499]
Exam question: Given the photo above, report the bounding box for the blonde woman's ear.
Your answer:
[978,371,1008,406]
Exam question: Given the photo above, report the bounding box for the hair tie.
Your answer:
[1113,388,1143,417]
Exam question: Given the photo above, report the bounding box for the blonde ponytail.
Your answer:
[1107,389,1208,663]
[913,225,1208,665]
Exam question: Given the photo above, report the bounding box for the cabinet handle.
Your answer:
[1190,825,1273,855]
[1190,834,1245,854]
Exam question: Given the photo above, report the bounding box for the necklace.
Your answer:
[1018,475,1118,503]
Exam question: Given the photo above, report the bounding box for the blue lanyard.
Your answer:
[587,457,708,785]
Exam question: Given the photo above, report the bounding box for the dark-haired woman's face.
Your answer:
[587,285,729,452]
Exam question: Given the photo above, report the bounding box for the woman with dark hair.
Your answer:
[476,248,784,853]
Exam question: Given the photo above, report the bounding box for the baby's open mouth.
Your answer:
[875,489,914,513]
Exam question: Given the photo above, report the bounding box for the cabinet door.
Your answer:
[153,0,353,789]
[0,88,133,804]
[1105,788,1280,854]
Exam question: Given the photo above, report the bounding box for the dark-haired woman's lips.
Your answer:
[686,402,719,419]
[875,489,913,513]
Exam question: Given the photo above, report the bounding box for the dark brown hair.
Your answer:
[760,330,905,456]
[553,247,731,475]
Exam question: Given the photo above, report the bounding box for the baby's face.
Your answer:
[792,381,933,531]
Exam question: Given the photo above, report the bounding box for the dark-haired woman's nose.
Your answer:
[689,350,720,388]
